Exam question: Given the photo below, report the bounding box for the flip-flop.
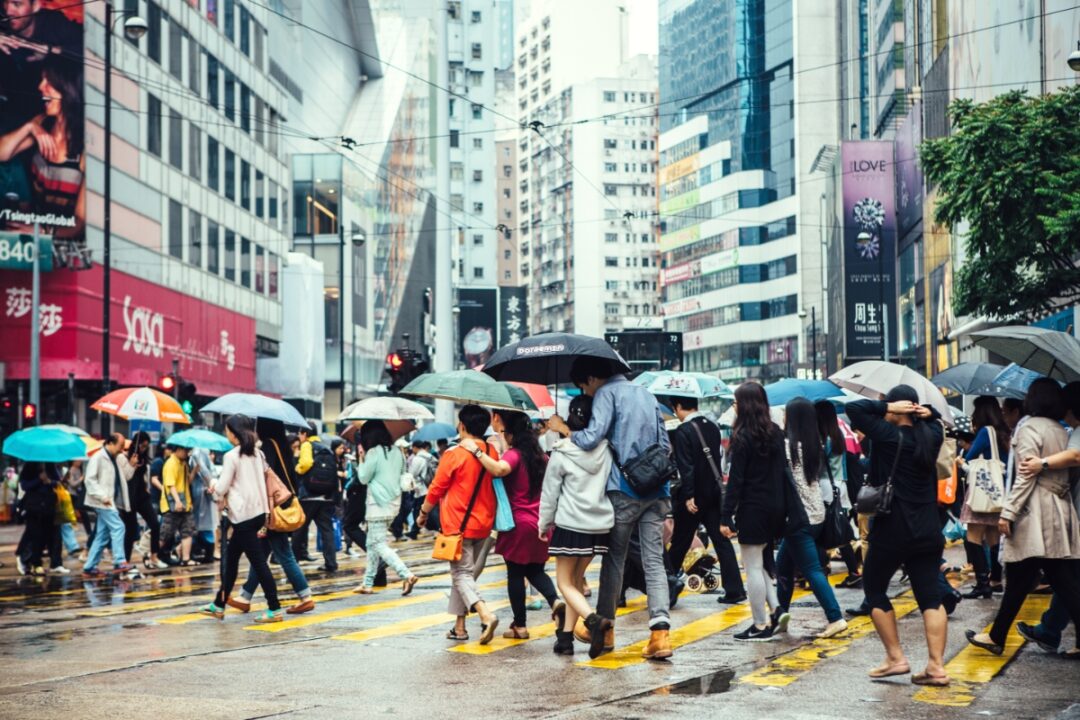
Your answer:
[912,672,950,687]
[479,617,499,645]
[445,627,469,641]
[401,576,418,597]
[868,664,911,679]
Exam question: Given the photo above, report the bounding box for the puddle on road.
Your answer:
[627,669,737,700]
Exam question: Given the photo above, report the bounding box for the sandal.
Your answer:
[401,575,418,597]
[502,624,530,640]
[445,627,469,641]
[868,662,911,679]
[912,672,950,687]
[479,617,499,645]
[353,586,374,595]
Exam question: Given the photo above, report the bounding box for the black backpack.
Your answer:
[303,441,340,496]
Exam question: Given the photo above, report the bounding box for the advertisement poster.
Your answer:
[895,111,924,238]
[841,141,898,359]
[499,285,527,347]
[457,288,497,369]
[0,0,85,255]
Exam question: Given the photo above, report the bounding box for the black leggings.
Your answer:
[341,487,367,549]
[123,494,161,560]
[506,560,558,627]
[864,541,944,613]
[215,516,280,611]
[667,501,745,596]
[990,557,1080,645]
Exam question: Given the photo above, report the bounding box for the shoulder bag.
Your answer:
[609,418,679,497]
[266,440,306,533]
[819,454,855,548]
[433,446,489,562]
[856,434,903,517]
[967,429,1006,513]
[687,419,724,488]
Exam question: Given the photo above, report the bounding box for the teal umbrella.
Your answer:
[401,371,538,411]
[633,370,732,399]
[3,426,89,462]
[167,428,233,453]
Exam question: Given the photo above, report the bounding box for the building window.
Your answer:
[604,162,616,172]
[224,230,236,281]
[605,233,617,243]
[239,6,250,55]
[471,10,481,23]
[240,84,251,133]
[469,70,483,87]
[206,53,219,108]
[473,170,483,182]
[224,0,235,41]
[473,202,483,212]
[471,104,482,119]
[603,138,617,149]
[471,43,482,59]
[188,123,201,181]
[603,90,616,102]
[240,160,251,210]
[269,180,279,222]
[240,237,251,287]
[224,149,236,201]
[255,245,265,293]
[604,184,617,196]
[450,163,463,181]
[207,135,219,191]
[472,137,483,149]
[168,108,183,170]
[188,34,200,94]
[255,170,264,217]
[147,93,162,156]
[224,71,236,121]
[253,22,265,70]
[473,267,484,279]
[604,257,618,267]
[146,1,161,63]
[168,200,183,259]
[502,165,511,177]
[206,220,219,274]
[503,249,511,259]
[268,251,279,297]
[473,234,483,246]
[188,210,201,267]
[449,130,459,147]
[168,15,182,78]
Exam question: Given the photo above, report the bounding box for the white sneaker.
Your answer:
[153,559,170,569]
[816,619,849,639]
[16,556,28,576]
[51,566,72,575]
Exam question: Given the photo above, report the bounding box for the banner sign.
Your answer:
[458,288,497,369]
[499,285,527,347]
[841,142,898,359]
[0,232,52,271]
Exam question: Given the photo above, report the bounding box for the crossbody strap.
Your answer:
[823,445,841,502]
[884,433,904,489]
[269,439,296,493]
[459,443,489,534]
[687,419,723,484]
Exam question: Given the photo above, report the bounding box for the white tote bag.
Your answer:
[967,429,1006,514]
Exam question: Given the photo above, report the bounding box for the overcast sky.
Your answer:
[626,0,659,56]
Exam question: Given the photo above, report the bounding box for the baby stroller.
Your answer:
[681,545,722,593]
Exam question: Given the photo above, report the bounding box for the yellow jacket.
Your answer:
[295,435,322,476]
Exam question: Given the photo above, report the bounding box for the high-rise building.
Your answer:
[657,0,838,382]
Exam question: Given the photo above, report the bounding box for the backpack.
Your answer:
[303,442,340,496]
[416,453,438,488]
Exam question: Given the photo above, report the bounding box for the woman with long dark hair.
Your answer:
[847,385,948,686]
[199,414,281,623]
[16,462,58,576]
[467,409,564,639]
[353,421,418,595]
[772,398,846,639]
[816,400,861,585]
[230,419,315,615]
[966,379,1080,656]
[122,431,165,570]
[959,396,1011,598]
[721,382,789,641]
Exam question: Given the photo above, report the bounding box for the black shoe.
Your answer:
[965,629,1004,656]
[668,576,684,609]
[734,623,776,642]
[846,603,871,617]
[1016,622,1059,653]
[770,607,791,633]
[616,592,627,608]
[296,556,316,563]
[553,630,575,655]
[317,566,338,574]
[717,592,747,605]
[584,613,613,660]
[962,584,993,600]
[837,574,863,589]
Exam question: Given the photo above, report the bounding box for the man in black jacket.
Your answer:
[666,397,746,603]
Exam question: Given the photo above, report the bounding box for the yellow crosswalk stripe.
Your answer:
[244,578,509,633]
[333,600,514,644]
[578,573,846,670]
[914,595,1051,707]
[79,597,200,617]
[740,591,919,687]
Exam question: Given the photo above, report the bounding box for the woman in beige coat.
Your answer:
[966,379,1080,655]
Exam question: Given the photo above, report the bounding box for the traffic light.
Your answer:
[21,402,37,425]
[178,382,197,416]
[387,352,407,394]
[158,374,176,393]
[0,396,15,431]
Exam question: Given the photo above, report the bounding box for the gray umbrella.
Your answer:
[968,326,1080,383]
[930,362,1019,397]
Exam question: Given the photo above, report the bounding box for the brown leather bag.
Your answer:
[265,440,306,533]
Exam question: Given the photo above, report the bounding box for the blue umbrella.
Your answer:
[413,422,458,442]
[200,393,308,427]
[765,379,845,407]
[931,362,1008,396]
[633,371,732,399]
[167,428,233,453]
[989,363,1047,399]
[3,427,89,462]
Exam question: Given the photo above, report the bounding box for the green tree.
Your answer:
[920,87,1080,320]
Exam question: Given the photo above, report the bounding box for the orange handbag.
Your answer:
[432,455,487,562]
[938,460,958,506]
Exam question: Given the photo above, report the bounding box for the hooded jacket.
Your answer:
[539,438,614,534]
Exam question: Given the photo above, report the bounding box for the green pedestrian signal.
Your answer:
[180,399,194,415]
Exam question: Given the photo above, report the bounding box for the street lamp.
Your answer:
[1068,41,1080,71]
[100,3,146,433]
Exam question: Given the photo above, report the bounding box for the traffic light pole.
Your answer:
[29,222,40,423]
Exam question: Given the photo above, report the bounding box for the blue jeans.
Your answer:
[1034,593,1072,648]
[83,507,127,570]
[776,525,842,623]
[363,519,413,588]
[60,523,80,553]
[242,531,311,600]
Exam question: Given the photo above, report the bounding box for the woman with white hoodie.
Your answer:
[539,395,615,656]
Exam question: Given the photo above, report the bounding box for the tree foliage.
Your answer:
[920,86,1080,320]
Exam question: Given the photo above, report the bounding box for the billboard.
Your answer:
[499,285,526,347]
[0,1,85,257]
[457,288,497,369]
[895,111,924,238]
[841,142,897,359]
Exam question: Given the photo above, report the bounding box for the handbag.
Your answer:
[818,457,855,549]
[400,471,417,493]
[266,440,306,533]
[687,419,724,488]
[432,447,488,562]
[492,476,515,532]
[609,417,679,497]
[967,429,1006,513]
[856,434,903,517]
[938,456,959,506]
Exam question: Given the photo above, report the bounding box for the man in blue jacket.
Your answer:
[549,356,673,660]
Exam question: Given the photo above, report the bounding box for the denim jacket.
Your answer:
[570,375,671,500]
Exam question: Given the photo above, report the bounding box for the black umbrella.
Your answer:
[482,332,631,386]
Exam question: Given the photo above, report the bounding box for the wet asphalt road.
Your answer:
[0,526,1077,720]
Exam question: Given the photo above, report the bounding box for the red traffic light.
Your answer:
[22,403,36,421]
[387,352,405,370]
[159,374,176,391]
[1,398,11,410]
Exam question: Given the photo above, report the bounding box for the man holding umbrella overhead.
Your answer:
[548,357,675,660]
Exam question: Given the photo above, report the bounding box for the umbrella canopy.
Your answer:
[509,382,556,413]
[830,361,953,425]
[340,420,416,444]
[990,363,1047,399]
[633,371,732,399]
[764,379,845,407]
[967,325,1080,383]
[200,393,309,427]
[401,371,538,411]
[719,404,785,427]
[3,426,89,462]
[166,428,233,453]
[930,362,1009,396]
[413,422,458,442]
[481,332,631,385]
[39,424,103,454]
[337,396,434,422]
[92,387,191,424]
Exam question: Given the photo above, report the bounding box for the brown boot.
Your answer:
[643,629,673,660]
[574,617,616,651]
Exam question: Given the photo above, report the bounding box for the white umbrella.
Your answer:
[830,360,954,425]
[337,396,434,422]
